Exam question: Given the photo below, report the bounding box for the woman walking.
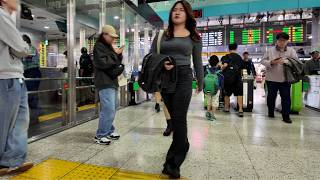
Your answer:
[150,0,203,178]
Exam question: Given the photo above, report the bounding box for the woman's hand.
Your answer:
[113,45,125,55]
[164,61,174,71]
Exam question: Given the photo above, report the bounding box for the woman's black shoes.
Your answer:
[163,119,172,136]
[162,164,180,179]
[155,103,160,113]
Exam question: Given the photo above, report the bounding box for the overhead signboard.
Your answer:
[265,21,306,44]
[201,29,224,47]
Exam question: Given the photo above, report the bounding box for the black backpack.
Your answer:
[223,54,241,85]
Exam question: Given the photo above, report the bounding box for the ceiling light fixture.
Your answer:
[114,16,119,19]
[44,26,50,29]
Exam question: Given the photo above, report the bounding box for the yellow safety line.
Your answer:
[38,104,96,122]
[11,158,186,180]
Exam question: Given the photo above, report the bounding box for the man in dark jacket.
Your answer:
[242,52,256,77]
[79,47,94,105]
[304,50,320,75]
[93,25,124,145]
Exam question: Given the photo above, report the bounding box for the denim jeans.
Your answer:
[96,88,118,138]
[0,79,29,168]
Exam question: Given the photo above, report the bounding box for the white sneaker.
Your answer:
[107,132,120,140]
[94,136,111,145]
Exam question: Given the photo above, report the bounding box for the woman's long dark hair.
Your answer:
[97,33,114,51]
[166,0,200,42]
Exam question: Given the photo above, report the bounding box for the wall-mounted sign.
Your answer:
[193,9,203,19]
[39,42,47,68]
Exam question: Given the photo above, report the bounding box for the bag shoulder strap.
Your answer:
[206,68,211,75]
[157,30,164,54]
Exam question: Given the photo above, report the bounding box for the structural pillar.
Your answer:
[79,28,86,49]
[144,24,150,55]
[120,3,128,72]
[67,0,76,124]
[133,14,140,70]
[99,0,106,32]
[312,8,320,50]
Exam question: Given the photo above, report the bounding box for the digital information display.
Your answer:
[201,30,224,46]
[228,27,261,45]
[265,23,305,44]
[242,29,261,45]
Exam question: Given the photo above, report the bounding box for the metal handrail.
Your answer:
[24,77,67,81]
[28,89,62,95]
[24,77,94,81]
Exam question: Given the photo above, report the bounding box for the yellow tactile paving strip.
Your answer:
[38,104,96,122]
[11,159,187,180]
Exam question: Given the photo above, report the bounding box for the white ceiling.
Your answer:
[21,6,97,40]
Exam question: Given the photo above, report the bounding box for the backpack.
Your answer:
[204,68,221,96]
[223,54,241,85]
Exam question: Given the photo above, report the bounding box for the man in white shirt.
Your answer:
[0,0,34,176]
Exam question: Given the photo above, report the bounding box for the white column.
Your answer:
[67,0,76,123]
[312,8,320,50]
[120,3,127,70]
[144,24,150,55]
[79,28,86,49]
[133,14,140,69]
[99,0,106,32]
[152,28,156,41]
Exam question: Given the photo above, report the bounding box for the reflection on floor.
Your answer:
[4,85,320,179]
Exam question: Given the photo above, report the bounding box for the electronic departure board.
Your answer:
[265,24,305,44]
[227,26,262,45]
[201,30,224,46]
[242,29,261,44]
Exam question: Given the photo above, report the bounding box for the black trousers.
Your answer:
[266,81,291,118]
[161,66,192,169]
[24,68,41,108]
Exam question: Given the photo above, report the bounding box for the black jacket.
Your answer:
[138,53,177,93]
[79,53,93,77]
[284,57,304,84]
[93,41,123,90]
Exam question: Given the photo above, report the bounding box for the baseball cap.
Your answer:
[310,49,320,55]
[102,25,119,38]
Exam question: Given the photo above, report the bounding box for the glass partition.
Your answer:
[20,0,156,140]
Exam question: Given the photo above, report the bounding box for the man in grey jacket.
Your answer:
[0,0,33,175]
[261,32,298,124]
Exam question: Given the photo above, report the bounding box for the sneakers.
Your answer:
[0,166,9,176]
[0,162,33,176]
[95,133,120,145]
[211,114,216,121]
[205,112,212,121]
[94,136,111,145]
[206,112,216,121]
[107,132,120,140]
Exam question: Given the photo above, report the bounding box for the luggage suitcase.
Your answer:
[275,80,303,114]
[242,78,254,112]
[290,80,303,113]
